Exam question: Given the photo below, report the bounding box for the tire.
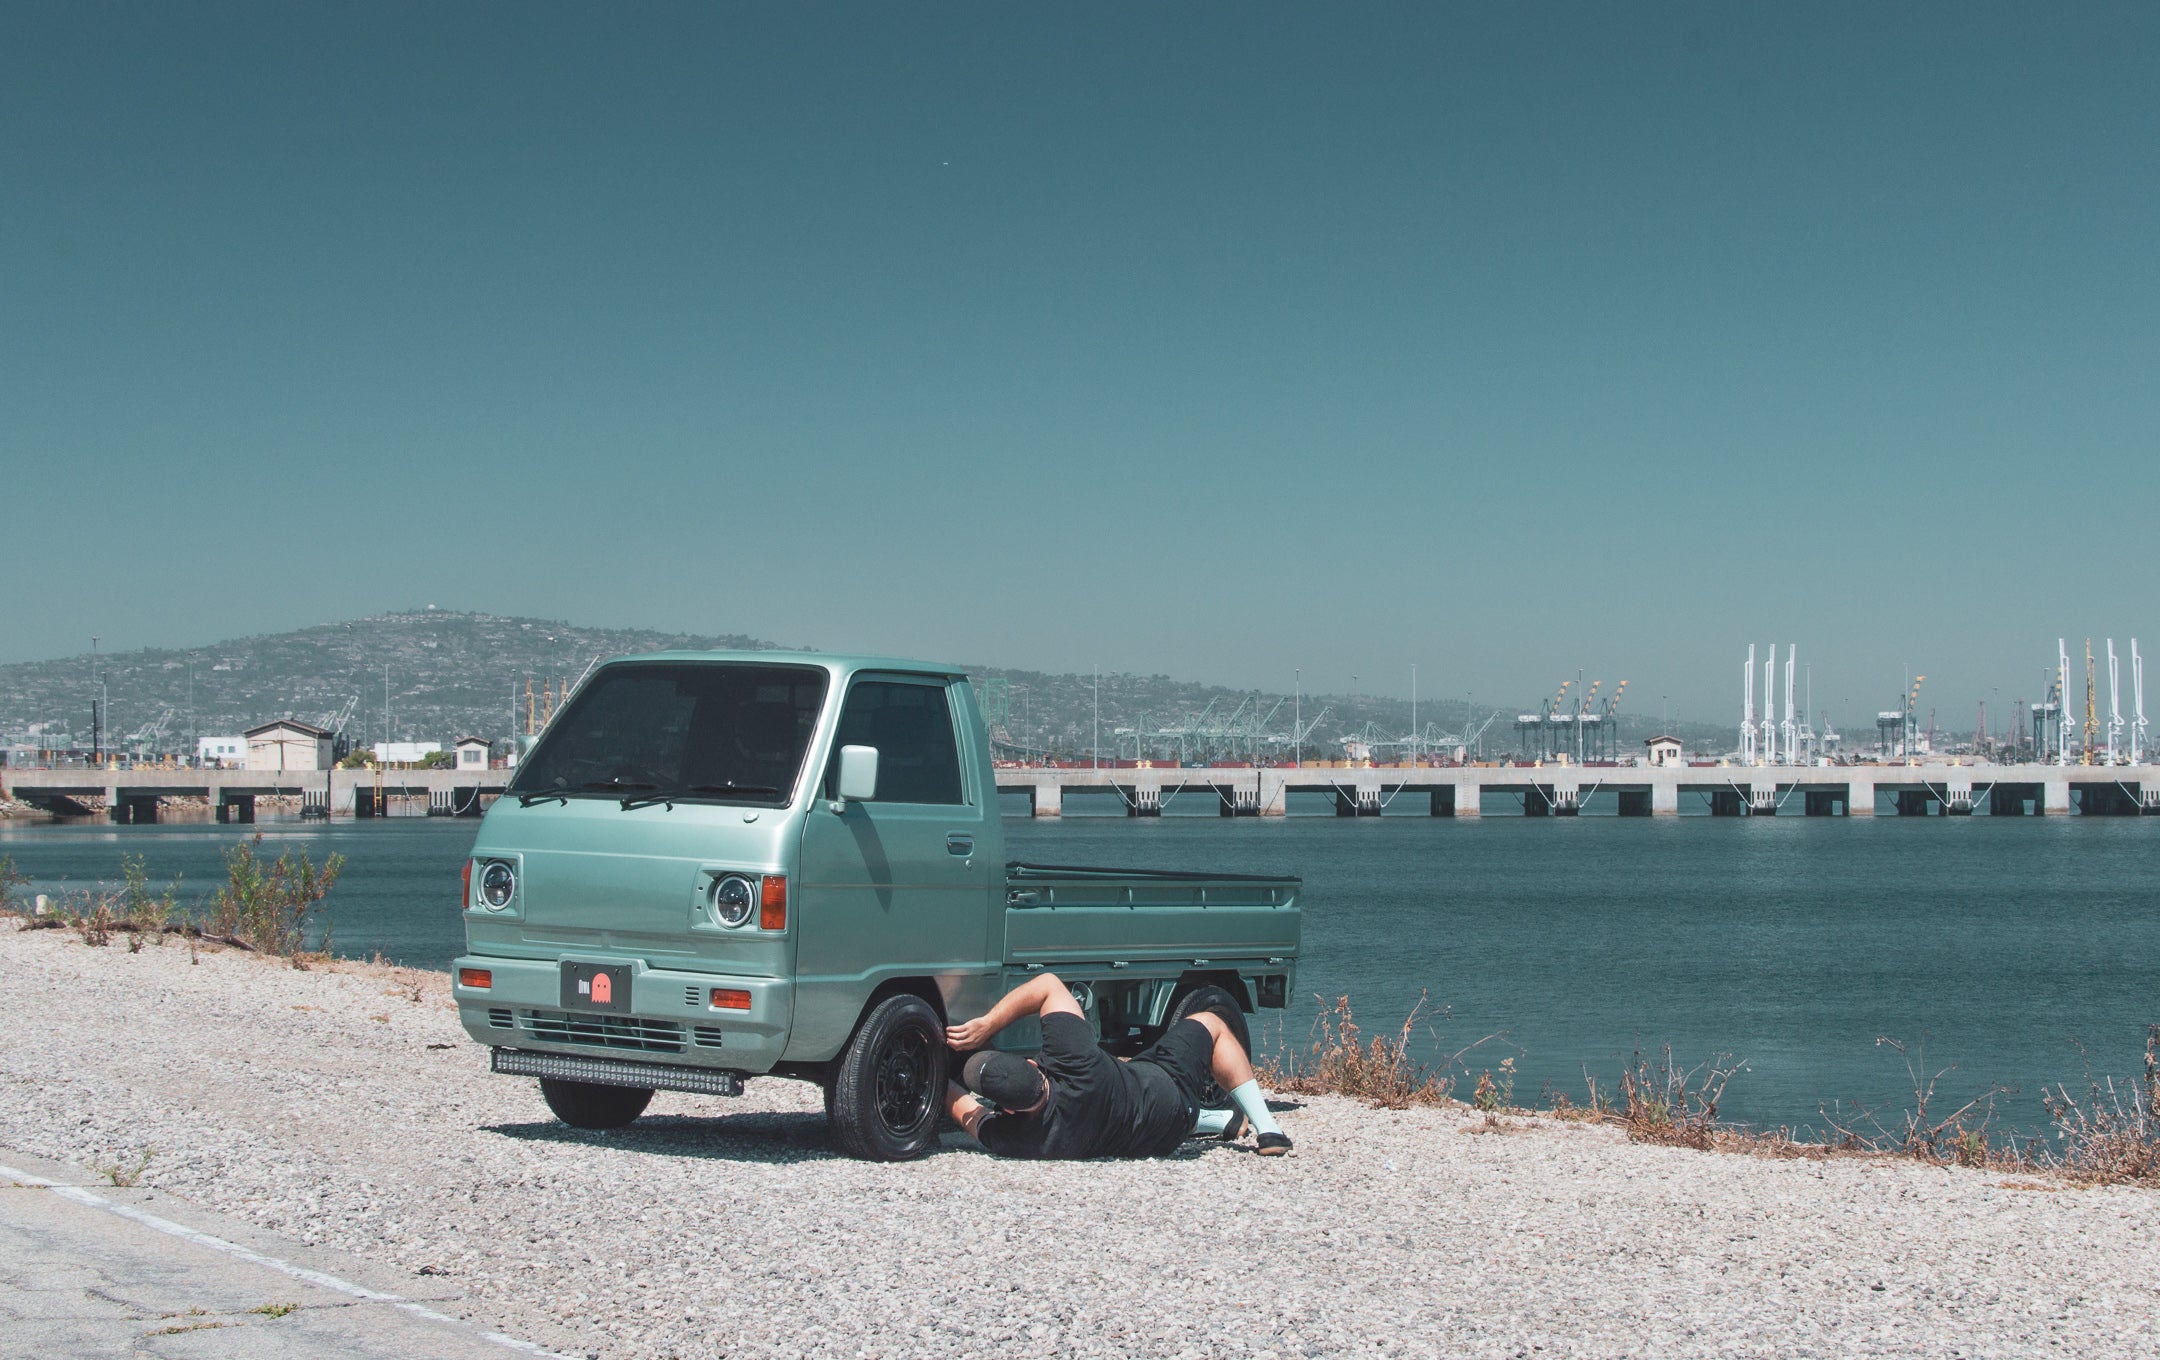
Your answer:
[539,1078,654,1130]
[1168,984,1250,1110]
[828,994,948,1161]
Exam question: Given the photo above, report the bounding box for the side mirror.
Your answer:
[835,745,879,805]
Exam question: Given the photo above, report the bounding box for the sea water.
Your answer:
[4,810,2153,1137]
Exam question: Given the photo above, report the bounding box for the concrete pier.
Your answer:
[984,762,2154,823]
[6,762,2156,826]
[5,769,508,821]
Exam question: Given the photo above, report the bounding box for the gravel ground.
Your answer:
[1,919,2155,1360]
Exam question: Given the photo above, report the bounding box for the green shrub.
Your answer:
[207,835,344,962]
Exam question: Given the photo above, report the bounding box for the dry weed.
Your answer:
[1261,994,1459,1108]
[2035,1026,2160,1185]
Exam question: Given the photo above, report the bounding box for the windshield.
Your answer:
[509,662,828,805]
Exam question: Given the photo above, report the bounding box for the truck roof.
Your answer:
[598,649,971,680]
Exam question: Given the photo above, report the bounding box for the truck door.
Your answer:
[791,675,996,1059]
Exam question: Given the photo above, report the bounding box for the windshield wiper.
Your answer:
[619,783,784,811]
[519,779,656,807]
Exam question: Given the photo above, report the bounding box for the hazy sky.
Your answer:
[6,4,2156,732]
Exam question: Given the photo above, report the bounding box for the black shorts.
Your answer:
[1129,1017,1215,1107]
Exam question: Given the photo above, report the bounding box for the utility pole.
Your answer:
[1092,666,1099,770]
[90,636,101,764]
[1294,669,1301,766]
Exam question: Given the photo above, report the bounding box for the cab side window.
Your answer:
[826,681,965,805]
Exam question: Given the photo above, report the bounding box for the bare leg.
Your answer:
[1187,1010,1256,1092]
[1187,1009,1287,1150]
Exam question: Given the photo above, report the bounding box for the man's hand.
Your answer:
[946,973,1079,1053]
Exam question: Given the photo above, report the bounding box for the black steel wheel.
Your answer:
[1168,984,1251,1110]
[539,1078,654,1130]
[829,994,947,1161]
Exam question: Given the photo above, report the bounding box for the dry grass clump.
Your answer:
[6,837,343,966]
[1818,1036,2017,1170]
[1261,994,1457,1107]
[1610,1045,1744,1151]
[1260,993,2160,1188]
[2034,1027,2160,1185]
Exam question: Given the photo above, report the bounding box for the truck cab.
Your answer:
[454,652,1300,1159]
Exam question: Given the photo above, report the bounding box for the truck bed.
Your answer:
[1001,862,1301,970]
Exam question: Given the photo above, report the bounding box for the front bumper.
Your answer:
[453,953,792,1075]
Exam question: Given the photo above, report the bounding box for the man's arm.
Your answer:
[945,1081,991,1139]
[945,971,1083,1052]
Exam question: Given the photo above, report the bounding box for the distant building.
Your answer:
[197,736,246,768]
[373,741,444,766]
[244,720,334,772]
[454,736,492,770]
[1644,734,1684,769]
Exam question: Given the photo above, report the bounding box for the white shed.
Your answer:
[244,720,335,772]
[455,736,492,770]
[1644,734,1685,769]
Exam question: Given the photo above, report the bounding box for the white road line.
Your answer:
[0,1160,576,1358]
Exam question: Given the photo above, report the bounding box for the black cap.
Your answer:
[962,1051,1046,1111]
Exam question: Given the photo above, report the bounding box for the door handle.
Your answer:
[945,833,974,856]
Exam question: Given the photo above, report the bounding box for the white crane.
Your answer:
[1740,645,1758,764]
[1761,645,1778,763]
[2132,639,2147,767]
[126,708,175,752]
[1780,646,1798,768]
[2058,638,2076,765]
[2106,639,2123,765]
[317,694,360,742]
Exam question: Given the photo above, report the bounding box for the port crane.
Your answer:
[315,694,361,760]
[2107,640,2123,765]
[2134,640,2148,767]
[124,708,175,756]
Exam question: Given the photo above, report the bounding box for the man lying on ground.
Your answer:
[943,971,1292,1159]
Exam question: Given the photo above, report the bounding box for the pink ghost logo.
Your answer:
[591,972,612,1005]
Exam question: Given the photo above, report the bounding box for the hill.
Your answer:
[0,610,771,753]
[0,610,1731,759]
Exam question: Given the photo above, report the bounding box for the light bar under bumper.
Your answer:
[491,1047,746,1097]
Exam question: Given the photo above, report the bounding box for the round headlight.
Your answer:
[710,874,756,928]
[480,861,516,910]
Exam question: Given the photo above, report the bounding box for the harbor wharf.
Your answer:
[995,762,2160,818]
[1,768,507,821]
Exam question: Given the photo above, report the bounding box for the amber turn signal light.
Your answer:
[710,988,752,1011]
[759,875,787,930]
[460,860,472,908]
[459,968,492,989]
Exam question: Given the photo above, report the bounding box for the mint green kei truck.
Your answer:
[453,652,1302,1160]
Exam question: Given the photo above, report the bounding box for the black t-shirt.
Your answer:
[976,1013,1193,1160]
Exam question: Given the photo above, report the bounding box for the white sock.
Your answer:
[1227,1080,1281,1136]
[1192,1107,1240,1136]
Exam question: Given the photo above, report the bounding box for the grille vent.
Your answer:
[518,1009,685,1054]
[684,986,701,1009]
[692,1026,728,1050]
[487,1007,514,1030]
